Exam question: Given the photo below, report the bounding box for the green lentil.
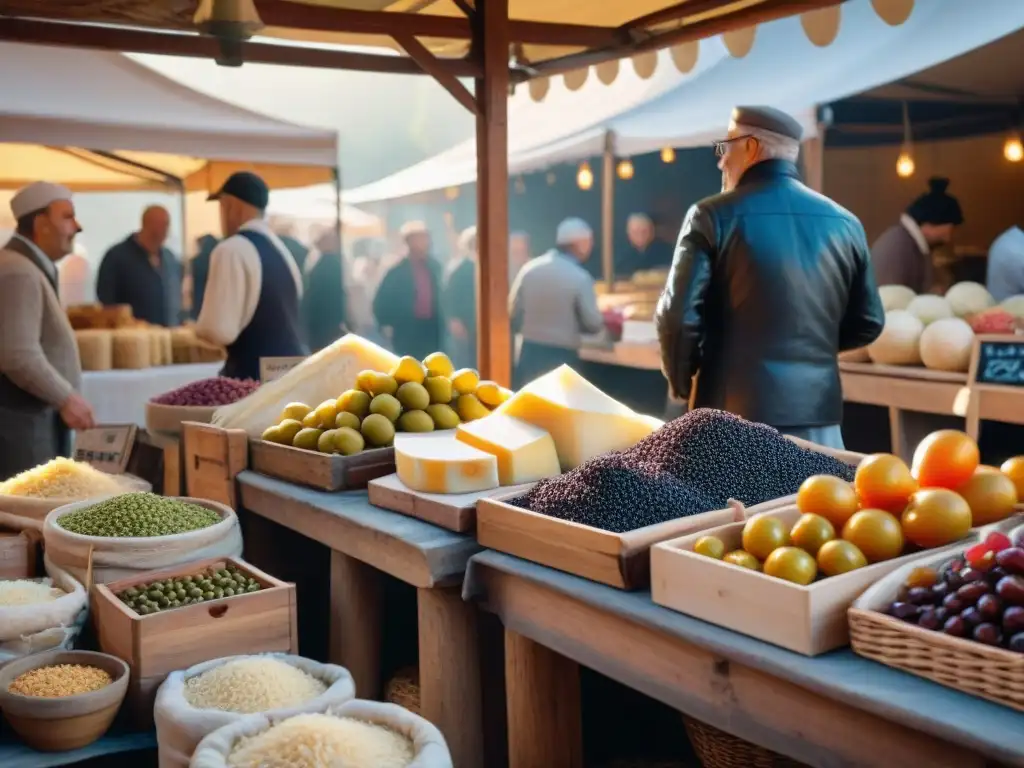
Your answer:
[117,562,262,615]
[57,492,221,537]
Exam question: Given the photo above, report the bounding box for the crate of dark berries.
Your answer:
[849,527,1024,712]
[91,556,297,725]
[476,409,861,590]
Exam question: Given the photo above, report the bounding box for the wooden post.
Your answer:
[329,550,383,700]
[473,0,512,386]
[600,130,615,288]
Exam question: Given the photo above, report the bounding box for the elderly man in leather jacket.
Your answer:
[655,106,884,449]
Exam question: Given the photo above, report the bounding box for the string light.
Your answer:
[896,150,915,178]
[576,162,594,190]
[660,147,676,163]
[444,186,460,200]
[1004,134,1023,163]
[616,158,634,180]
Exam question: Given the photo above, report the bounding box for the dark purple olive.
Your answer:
[931,581,951,600]
[957,581,991,607]
[943,594,966,614]
[961,607,983,627]
[947,558,966,574]
[1009,633,1024,653]
[917,608,942,631]
[889,602,920,622]
[973,623,1003,646]
[977,593,1003,622]
[960,567,986,584]
[933,606,950,624]
[1003,606,1024,635]
[907,587,936,606]
[995,576,1024,607]
[995,547,1024,576]
[943,616,967,637]
[986,566,1009,586]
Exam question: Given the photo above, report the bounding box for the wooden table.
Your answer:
[238,471,488,767]
[0,730,155,767]
[465,551,1024,768]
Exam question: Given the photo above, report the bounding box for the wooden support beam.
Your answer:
[473,0,512,387]
[621,0,736,34]
[0,17,481,77]
[393,32,479,116]
[531,0,847,78]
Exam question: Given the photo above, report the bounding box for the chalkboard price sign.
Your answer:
[975,338,1024,387]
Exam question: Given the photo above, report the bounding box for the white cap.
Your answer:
[11,181,73,220]
[555,217,593,246]
[457,225,477,253]
[400,220,429,238]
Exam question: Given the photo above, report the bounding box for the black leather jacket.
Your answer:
[655,159,884,428]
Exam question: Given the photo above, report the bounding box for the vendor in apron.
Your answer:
[195,172,308,381]
[509,218,606,389]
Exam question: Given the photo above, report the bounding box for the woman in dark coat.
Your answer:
[442,226,478,370]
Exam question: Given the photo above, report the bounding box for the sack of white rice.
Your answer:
[0,565,88,667]
[155,654,355,768]
[191,699,453,768]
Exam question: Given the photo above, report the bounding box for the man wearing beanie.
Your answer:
[196,172,308,380]
[656,107,884,449]
[870,177,963,294]
[0,182,95,478]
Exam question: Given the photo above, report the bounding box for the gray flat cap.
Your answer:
[731,106,803,142]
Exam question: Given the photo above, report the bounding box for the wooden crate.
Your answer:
[0,530,38,579]
[476,491,743,589]
[183,422,248,508]
[91,556,297,726]
[368,473,533,533]
[650,506,966,656]
[145,402,218,437]
[250,440,395,492]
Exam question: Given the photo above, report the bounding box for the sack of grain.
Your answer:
[75,330,113,371]
[42,496,242,584]
[155,654,356,768]
[148,329,164,367]
[191,699,452,768]
[112,329,151,369]
[0,566,88,668]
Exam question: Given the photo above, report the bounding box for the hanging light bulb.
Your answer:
[660,147,676,164]
[194,0,264,67]
[616,158,634,180]
[444,186,460,201]
[576,162,594,190]
[1004,134,1024,163]
[896,149,915,178]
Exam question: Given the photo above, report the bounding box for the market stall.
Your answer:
[83,363,223,426]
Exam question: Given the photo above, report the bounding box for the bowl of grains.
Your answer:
[0,650,129,751]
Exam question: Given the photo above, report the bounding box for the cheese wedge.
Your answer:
[495,364,659,470]
[455,413,560,485]
[394,434,499,494]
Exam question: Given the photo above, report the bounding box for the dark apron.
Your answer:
[513,340,580,390]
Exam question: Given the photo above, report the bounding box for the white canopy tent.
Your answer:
[0,41,339,192]
[345,0,1024,205]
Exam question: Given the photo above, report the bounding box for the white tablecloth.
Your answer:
[81,363,223,427]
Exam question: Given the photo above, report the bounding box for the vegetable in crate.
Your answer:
[886,533,1024,653]
[152,377,259,407]
[117,562,262,615]
[514,409,855,533]
[58,493,221,537]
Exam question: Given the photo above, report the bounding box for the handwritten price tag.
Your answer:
[73,424,137,474]
[259,356,306,384]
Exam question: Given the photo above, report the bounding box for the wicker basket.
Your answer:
[848,545,1024,712]
[683,718,806,768]
[385,666,421,714]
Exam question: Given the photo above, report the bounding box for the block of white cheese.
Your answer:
[394,433,499,495]
[455,413,560,485]
[495,364,660,470]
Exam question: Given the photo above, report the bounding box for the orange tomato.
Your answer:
[796,475,858,527]
[1001,456,1024,500]
[957,471,1019,525]
[842,509,905,562]
[854,454,917,514]
[901,488,973,549]
[911,430,979,490]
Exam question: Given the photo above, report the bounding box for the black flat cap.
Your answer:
[208,171,269,209]
[731,106,803,142]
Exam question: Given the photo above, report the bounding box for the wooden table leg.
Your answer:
[418,587,485,768]
[329,550,383,700]
[505,628,582,768]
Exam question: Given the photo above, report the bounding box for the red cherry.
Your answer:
[965,543,991,567]
[985,532,1013,553]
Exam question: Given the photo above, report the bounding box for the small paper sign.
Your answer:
[973,337,1024,387]
[260,356,306,384]
[73,424,137,474]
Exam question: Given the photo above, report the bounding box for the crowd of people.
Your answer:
[3,102,1021,475]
